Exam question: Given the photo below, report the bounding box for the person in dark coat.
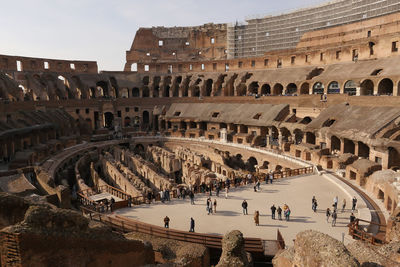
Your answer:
[271,204,277,219]
[350,213,356,224]
[189,217,195,232]
[242,200,248,215]
[164,216,170,228]
[277,206,282,220]
[326,208,331,222]
[331,210,337,226]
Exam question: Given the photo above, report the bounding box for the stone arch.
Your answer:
[312,82,324,94]
[142,110,150,125]
[300,83,310,95]
[360,79,374,96]
[286,83,297,95]
[104,112,114,129]
[343,139,355,154]
[344,80,357,96]
[260,84,271,95]
[305,132,316,145]
[142,86,150,97]
[172,76,182,97]
[358,141,370,159]
[248,81,259,95]
[120,88,129,98]
[378,78,393,95]
[236,83,247,96]
[331,135,341,152]
[204,79,213,96]
[96,81,109,97]
[388,147,400,169]
[327,81,340,94]
[246,156,258,172]
[132,87,140,97]
[293,129,303,144]
[273,83,283,95]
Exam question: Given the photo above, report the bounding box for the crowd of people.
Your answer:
[312,195,358,227]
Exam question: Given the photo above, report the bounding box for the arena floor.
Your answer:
[116,174,360,246]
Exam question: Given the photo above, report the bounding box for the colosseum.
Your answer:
[2,0,400,266]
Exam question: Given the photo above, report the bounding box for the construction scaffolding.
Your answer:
[227,0,400,59]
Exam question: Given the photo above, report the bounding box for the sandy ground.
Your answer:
[116,174,357,246]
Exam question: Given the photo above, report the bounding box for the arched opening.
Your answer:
[261,161,269,169]
[378,189,384,200]
[253,136,266,147]
[132,87,140,97]
[343,139,355,154]
[300,83,310,95]
[388,147,400,169]
[275,165,283,171]
[331,136,341,152]
[286,83,297,95]
[248,81,259,95]
[273,83,283,95]
[306,67,324,80]
[164,85,170,97]
[260,84,271,95]
[109,77,119,98]
[124,117,131,127]
[293,129,303,144]
[327,81,340,94]
[96,81,109,98]
[142,111,150,125]
[104,112,114,129]
[305,132,316,145]
[322,119,336,127]
[358,141,370,159]
[280,127,291,142]
[236,84,247,96]
[344,80,357,96]
[142,86,150,97]
[360,79,374,96]
[204,79,213,96]
[300,117,312,124]
[153,86,160,98]
[89,87,96,99]
[378,78,393,95]
[246,157,258,172]
[312,82,324,94]
[172,76,182,97]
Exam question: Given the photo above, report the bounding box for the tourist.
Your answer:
[271,204,277,219]
[213,199,217,213]
[189,217,195,232]
[207,197,212,215]
[166,189,170,201]
[242,200,248,215]
[110,197,115,212]
[216,185,220,197]
[342,199,346,212]
[225,186,229,199]
[350,213,356,224]
[312,199,318,212]
[331,210,337,227]
[247,173,252,184]
[164,216,170,228]
[352,196,357,211]
[285,208,291,221]
[326,208,331,222]
[265,173,269,184]
[253,185,257,192]
[277,206,282,220]
[269,173,273,184]
[189,191,195,205]
[177,188,181,199]
[333,196,338,210]
[256,179,261,190]
[312,196,316,210]
[254,211,260,226]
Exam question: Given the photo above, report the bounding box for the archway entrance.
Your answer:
[104,112,114,129]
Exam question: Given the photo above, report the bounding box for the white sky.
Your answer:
[0,0,328,71]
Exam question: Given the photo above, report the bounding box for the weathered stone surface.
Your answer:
[347,240,400,266]
[387,208,400,243]
[0,193,155,267]
[216,230,251,267]
[273,230,359,267]
[125,232,209,267]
